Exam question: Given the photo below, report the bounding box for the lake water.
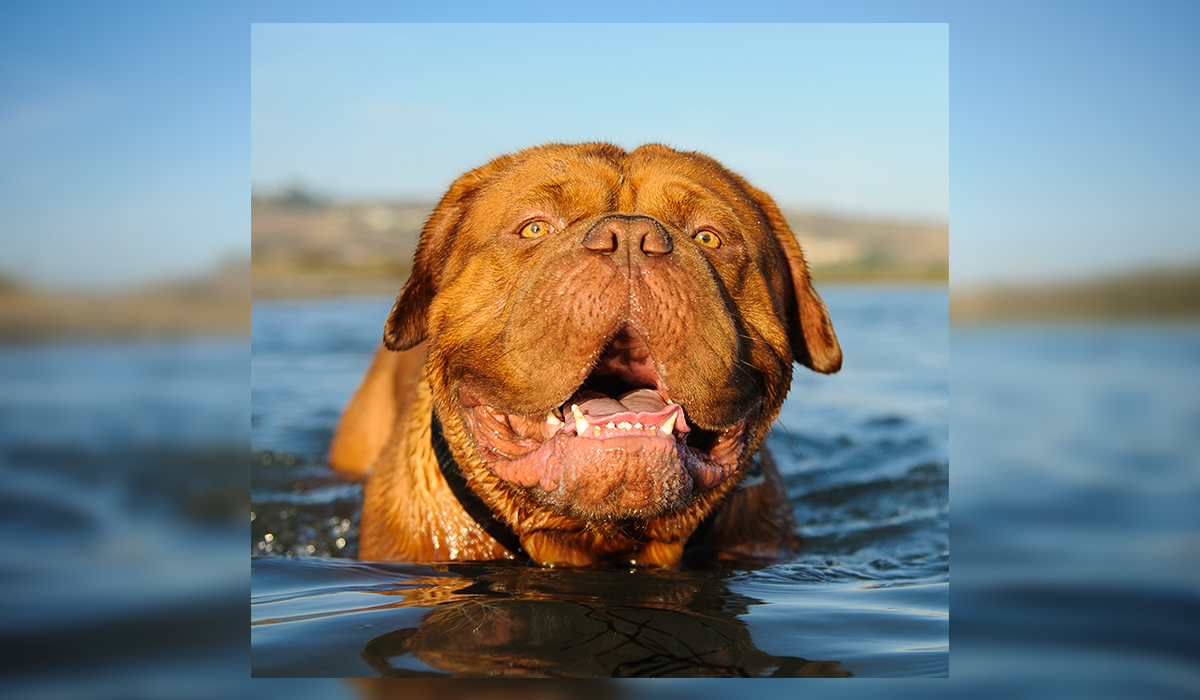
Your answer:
[3,286,1193,692]
[0,339,249,697]
[250,288,950,677]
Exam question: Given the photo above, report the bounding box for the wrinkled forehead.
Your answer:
[466,147,759,232]
[477,148,622,220]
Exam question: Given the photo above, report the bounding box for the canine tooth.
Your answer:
[546,412,562,427]
[660,413,677,434]
[618,422,632,430]
[571,404,588,434]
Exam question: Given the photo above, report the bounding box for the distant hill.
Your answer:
[0,259,249,342]
[783,211,948,283]
[951,267,1200,322]
[251,194,948,298]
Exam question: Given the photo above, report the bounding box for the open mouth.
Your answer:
[459,326,748,520]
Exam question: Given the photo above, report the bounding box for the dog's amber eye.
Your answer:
[519,220,552,239]
[693,229,722,249]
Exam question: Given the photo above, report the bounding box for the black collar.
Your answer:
[429,412,527,559]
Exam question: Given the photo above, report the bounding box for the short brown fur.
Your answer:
[330,143,840,567]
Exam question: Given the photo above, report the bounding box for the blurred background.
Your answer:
[249,23,948,298]
[2,0,1198,696]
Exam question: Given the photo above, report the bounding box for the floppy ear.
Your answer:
[745,185,843,374]
[382,155,514,351]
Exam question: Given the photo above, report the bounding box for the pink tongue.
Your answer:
[574,388,667,417]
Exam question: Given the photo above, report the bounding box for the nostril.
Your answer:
[583,231,618,253]
[582,215,672,257]
[641,230,673,256]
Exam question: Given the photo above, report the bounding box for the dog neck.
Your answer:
[429,412,528,559]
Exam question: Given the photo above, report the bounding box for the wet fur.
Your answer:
[329,143,840,567]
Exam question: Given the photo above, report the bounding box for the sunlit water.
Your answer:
[2,289,1193,691]
[250,288,950,677]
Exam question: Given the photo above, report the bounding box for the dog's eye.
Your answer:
[693,229,722,249]
[519,220,552,239]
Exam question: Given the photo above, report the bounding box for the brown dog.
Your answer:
[329,143,840,567]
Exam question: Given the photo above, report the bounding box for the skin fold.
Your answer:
[329,143,840,567]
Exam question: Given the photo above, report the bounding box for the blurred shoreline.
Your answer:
[0,260,249,343]
[250,191,950,299]
[6,196,1199,342]
[951,266,1200,323]
[6,263,1198,344]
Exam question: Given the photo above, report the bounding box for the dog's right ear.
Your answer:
[382,230,439,352]
[383,155,514,351]
[740,181,843,375]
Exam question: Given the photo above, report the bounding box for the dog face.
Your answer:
[384,143,839,560]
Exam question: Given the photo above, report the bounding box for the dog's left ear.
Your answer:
[383,154,515,351]
[746,185,843,374]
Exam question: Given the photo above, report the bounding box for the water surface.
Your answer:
[250,287,950,677]
[0,339,248,696]
[2,289,1190,691]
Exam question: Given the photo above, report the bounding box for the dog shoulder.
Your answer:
[329,343,428,481]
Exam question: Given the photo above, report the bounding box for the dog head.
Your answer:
[384,143,839,562]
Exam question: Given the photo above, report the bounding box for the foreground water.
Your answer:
[2,287,1194,692]
[0,339,249,697]
[249,288,950,677]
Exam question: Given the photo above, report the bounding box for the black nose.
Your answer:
[581,215,674,257]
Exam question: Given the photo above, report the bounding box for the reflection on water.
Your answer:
[251,289,949,678]
[358,564,851,679]
[348,678,622,700]
[253,558,864,678]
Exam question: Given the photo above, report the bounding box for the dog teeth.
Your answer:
[571,404,588,435]
[568,406,678,437]
[545,412,562,427]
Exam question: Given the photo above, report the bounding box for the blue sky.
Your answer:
[252,23,949,221]
[1,1,1198,289]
